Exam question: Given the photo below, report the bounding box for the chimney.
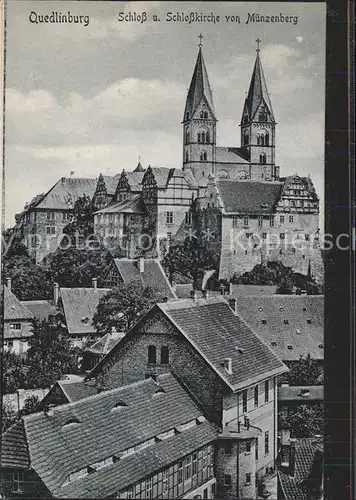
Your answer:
[223,358,233,375]
[139,258,145,273]
[53,283,59,306]
[281,428,290,446]
[229,281,233,295]
[289,439,296,476]
[92,278,97,290]
[6,277,11,291]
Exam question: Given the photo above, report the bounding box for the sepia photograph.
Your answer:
[0,1,333,499]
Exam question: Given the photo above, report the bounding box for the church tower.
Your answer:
[182,36,217,186]
[240,40,279,181]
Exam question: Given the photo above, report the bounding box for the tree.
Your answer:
[62,194,94,242]
[3,255,53,300]
[276,275,294,294]
[287,354,322,386]
[2,351,28,393]
[2,227,29,258]
[20,395,42,416]
[92,280,167,335]
[161,235,221,288]
[45,245,112,288]
[1,397,19,432]
[279,404,323,438]
[26,317,79,388]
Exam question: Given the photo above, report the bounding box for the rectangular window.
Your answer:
[162,470,168,493]
[12,472,24,493]
[192,453,197,476]
[246,441,251,453]
[254,385,259,407]
[166,212,173,224]
[280,233,285,239]
[262,232,267,239]
[290,200,295,208]
[184,456,192,480]
[224,442,232,455]
[10,323,21,330]
[126,486,135,499]
[265,431,269,455]
[232,216,238,227]
[185,212,192,225]
[280,215,285,223]
[255,437,259,461]
[224,474,232,486]
[246,473,251,485]
[305,234,310,241]
[269,216,275,228]
[242,390,248,413]
[203,488,208,499]
[243,215,249,227]
[258,216,263,228]
[265,380,269,402]
[178,461,183,484]
[46,212,55,221]
[146,477,153,499]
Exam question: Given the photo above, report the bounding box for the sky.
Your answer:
[3,1,326,227]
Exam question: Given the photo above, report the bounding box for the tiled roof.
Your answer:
[184,47,216,119]
[278,438,323,500]
[229,284,277,296]
[126,171,145,192]
[102,175,120,195]
[149,167,171,188]
[278,385,323,403]
[216,179,283,214]
[88,331,125,355]
[233,295,324,361]
[1,420,30,469]
[35,178,97,210]
[58,380,98,403]
[60,287,111,335]
[4,286,34,321]
[216,147,249,164]
[158,298,287,390]
[21,300,60,321]
[94,194,146,215]
[2,374,216,498]
[112,258,177,299]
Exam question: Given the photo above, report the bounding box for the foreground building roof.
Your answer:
[21,300,61,322]
[88,297,287,391]
[232,295,324,361]
[1,374,217,498]
[4,286,34,322]
[32,177,97,211]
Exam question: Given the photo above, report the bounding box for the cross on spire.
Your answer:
[198,33,204,48]
[256,38,261,53]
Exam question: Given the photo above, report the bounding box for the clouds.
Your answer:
[4,1,326,228]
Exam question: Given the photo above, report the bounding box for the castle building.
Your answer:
[181,41,322,281]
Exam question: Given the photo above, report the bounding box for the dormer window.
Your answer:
[287,345,293,350]
[284,319,289,325]
[111,400,128,411]
[262,319,267,324]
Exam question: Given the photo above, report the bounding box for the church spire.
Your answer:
[244,39,275,122]
[184,37,216,121]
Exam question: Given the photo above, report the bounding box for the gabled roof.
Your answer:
[216,147,250,164]
[21,300,60,322]
[126,171,145,192]
[4,286,34,321]
[233,295,324,361]
[278,438,323,500]
[87,331,125,355]
[34,177,97,210]
[110,258,177,299]
[1,374,217,498]
[216,179,283,214]
[60,287,111,335]
[156,298,287,390]
[280,175,319,202]
[58,380,98,403]
[133,161,145,173]
[229,284,277,296]
[1,420,30,469]
[278,385,323,403]
[102,175,120,196]
[184,47,216,119]
[93,194,147,215]
[244,50,274,121]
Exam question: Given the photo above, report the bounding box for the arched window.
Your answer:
[203,111,208,118]
[148,345,156,364]
[185,151,189,163]
[265,132,269,146]
[244,130,249,146]
[161,346,169,365]
[260,153,267,165]
[185,126,190,144]
[200,111,204,118]
[200,151,207,161]
[257,134,261,146]
[244,115,249,124]
[206,130,210,143]
[260,135,265,146]
[186,111,190,120]
[197,132,201,143]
